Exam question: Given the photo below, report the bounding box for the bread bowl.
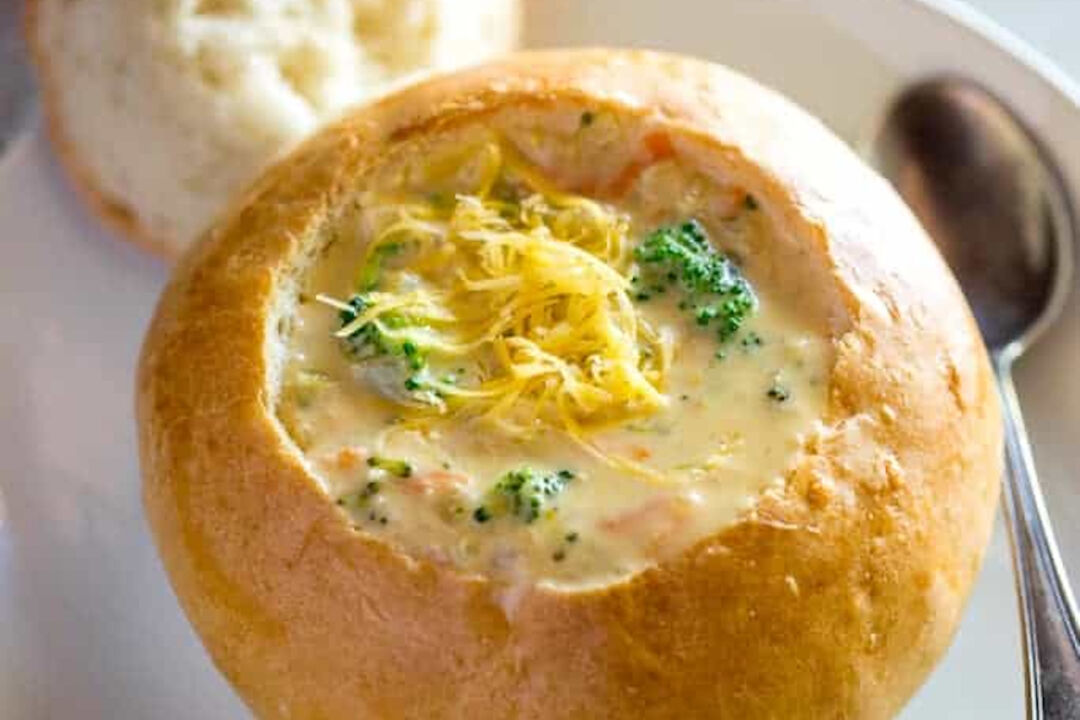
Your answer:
[137,49,1003,718]
[25,0,521,257]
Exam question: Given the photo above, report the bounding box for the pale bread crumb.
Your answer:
[31,0,521,255]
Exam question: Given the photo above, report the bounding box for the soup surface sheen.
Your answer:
[277,117,831,587]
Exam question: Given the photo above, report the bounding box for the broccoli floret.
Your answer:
[338,295,420,360]
[337,294,443,402]
[357,242,402,290]
[474,467,575,524]
[337,295,379,357]
[633,220,757,342]
[498,467,574,523]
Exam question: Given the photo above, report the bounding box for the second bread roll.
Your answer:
[27,0,521,256]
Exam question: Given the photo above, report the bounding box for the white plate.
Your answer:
[3,1,1078,717]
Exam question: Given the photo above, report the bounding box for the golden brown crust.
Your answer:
[137,50,1002,719]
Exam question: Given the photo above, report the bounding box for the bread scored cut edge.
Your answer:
[136,49,1002,719]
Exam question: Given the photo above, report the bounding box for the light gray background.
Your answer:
[0,0,33,152]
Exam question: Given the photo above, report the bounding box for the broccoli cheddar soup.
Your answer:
[275,111,834,586]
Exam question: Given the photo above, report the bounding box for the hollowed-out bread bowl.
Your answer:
[137,49,1002,719]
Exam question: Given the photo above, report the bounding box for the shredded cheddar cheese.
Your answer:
[318,142,674,456]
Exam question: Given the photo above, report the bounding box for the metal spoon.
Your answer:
[871,77,1078,719]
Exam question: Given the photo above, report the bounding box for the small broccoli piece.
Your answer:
[366,456,413,478]
[741,331,764,349]
[337,295,382,358]
[335,480,382,508]
[401,340,424,370]
[766,381,791,403]
[357,242,402,290]
[335,293,444,404]
[496,467,574,523]
[338,295,423,361]
[473,467,575,524]
[633,220,757,343]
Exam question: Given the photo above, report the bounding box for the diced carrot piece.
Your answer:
[422,471,469,486]
[643,131,675,161]
[607,132,677,198]
[601,496,679,535]
[403,470,470,495]
[333,447,366,469]
[609,160,647,198]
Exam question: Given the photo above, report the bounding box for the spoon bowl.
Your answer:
[871,77,1073,357]
[871,77,1079,719]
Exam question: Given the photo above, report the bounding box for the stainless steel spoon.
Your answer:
[871,77,1078,719]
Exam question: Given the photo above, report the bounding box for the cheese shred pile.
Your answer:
[321,142,674,450]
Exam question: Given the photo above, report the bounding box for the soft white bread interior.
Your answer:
[26,0,521,256]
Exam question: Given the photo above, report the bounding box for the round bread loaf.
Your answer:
[137,50,1002,719]
[26,0,521,256]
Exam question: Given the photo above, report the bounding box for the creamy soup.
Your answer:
[276,114,831,587]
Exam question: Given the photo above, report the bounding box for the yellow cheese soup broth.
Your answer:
[277,140,831,586]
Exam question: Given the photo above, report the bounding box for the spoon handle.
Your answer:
[996,359,1080,720]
